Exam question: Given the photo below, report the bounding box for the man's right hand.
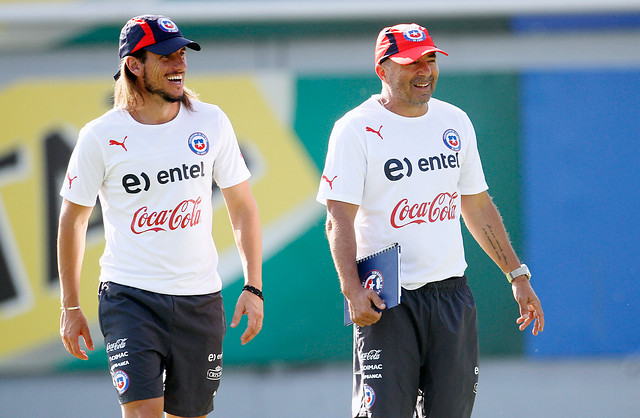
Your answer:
[347,287,386,327]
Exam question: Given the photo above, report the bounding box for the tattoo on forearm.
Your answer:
[482,224,508,265]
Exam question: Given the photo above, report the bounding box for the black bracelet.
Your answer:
[243,285,264,301]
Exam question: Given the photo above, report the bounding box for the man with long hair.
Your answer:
[58,15,264,417]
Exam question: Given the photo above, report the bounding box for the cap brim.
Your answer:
[389,46,448,65]
[114,38,201,80]
[144,37,201,56]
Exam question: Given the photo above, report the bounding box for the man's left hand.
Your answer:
[231,289,264,345]
[512,277,544,336]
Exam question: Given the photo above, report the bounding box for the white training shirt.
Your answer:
[61,101,250,295]
[317,96,488,289]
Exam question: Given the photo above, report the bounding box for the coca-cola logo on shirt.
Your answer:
[131,197,202,234]
[390,192,458,228]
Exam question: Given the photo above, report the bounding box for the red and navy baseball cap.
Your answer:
[375,23,448,65]
[115,15,200,79]
[118,15,200,59]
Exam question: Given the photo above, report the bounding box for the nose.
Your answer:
[416,60,433,75]
[176,56,187,71]
[169,51,187,71]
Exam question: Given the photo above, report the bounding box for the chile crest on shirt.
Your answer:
[443,128,461,151]
[188,132,210,155]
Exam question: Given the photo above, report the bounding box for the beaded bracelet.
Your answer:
[242,285,264,301]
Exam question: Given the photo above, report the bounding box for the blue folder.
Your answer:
[344,243,401,326]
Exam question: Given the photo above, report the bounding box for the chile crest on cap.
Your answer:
[158,17,179,33]
[403,26,427,42]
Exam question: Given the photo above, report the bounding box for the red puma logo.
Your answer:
[322,175,337,190]
[109,136,128,151]
[366,125,383,140]
[67,173,77,189]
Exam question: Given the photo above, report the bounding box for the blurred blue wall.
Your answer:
[523,69,640,356]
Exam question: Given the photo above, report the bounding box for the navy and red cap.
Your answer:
[119,15,200,59]
[375,23,447,65]
[115,15,200,79]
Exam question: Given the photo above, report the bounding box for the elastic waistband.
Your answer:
[413,275,467,292]
[98,281,221,298]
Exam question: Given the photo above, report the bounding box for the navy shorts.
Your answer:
[352,276,479,418]
[98,281,226,417]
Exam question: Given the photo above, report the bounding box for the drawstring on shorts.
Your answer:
[432,280,451,332]
[419,276,466,333]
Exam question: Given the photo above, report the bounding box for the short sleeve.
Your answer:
[211,111,251,189]
[60,126,105,207]
[458,113,488,195]
[316,120,367,206]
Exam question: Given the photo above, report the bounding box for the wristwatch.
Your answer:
[506,264,531,283]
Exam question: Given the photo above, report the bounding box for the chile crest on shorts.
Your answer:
[364,384,376,409]
[363,270,384,294]
[443,129,461,151]
[188,132,210,155]
[113,370,130,394]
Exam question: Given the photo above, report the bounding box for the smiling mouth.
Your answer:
[167,74,183,84]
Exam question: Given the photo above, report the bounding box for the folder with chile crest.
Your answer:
[344,243,401,326]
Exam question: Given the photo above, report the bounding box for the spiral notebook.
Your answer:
[344,243,401,326]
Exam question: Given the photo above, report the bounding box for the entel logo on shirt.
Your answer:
[390,192,458,228]
[384,153,459,182]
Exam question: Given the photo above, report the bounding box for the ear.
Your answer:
[375,63,386,82]
[125,56,144,78]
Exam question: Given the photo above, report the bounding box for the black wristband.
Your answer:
[243,285,264,301]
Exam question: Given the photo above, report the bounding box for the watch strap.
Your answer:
[506,264,531,283]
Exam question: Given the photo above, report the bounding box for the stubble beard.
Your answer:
[389,76,435,108]
[143,73,185,104]
[408,76,435,106]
